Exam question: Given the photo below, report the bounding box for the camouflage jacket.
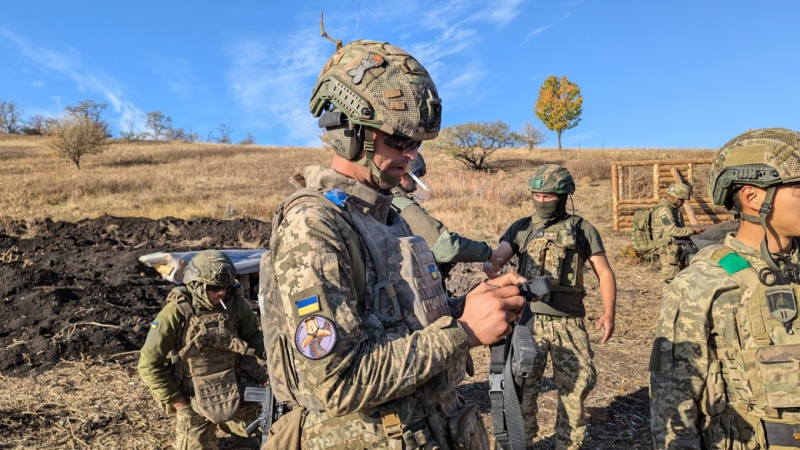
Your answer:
[137,287,265,405]
[264,166,470,414]
[651,198,693,246]
[649,234,800,449]
[390,191,492,265]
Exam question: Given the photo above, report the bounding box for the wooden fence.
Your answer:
[611,159,732,231]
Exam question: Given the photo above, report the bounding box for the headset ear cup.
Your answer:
[326,125,364,161]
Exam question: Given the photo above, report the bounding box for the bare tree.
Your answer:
[517,121,547,152]
[145,111,172,140]
[46,115,110,169]
[0,100,24,134]
[238,132,257,145]
[119,120,148,141]
[22,114,49,136]
[65,100,110,136]
[216,123,233,144]
[430,120,518,170]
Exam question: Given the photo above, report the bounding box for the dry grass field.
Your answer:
[0,134,716,449]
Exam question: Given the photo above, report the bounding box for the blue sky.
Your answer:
[1,1,798,148]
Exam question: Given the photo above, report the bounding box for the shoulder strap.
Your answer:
[168,287,195,318]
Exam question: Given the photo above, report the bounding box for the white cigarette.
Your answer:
[409,173,429,191]
[220,300,227,310]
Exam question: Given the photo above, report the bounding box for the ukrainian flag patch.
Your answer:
[151,321,158,329]
[429,264,439,280]
[296,295,321,317]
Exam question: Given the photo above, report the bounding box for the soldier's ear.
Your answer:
[738,185,766,214]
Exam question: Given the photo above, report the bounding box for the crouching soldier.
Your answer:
[138,250,267,450]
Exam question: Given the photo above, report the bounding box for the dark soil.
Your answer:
[0,216,271,375]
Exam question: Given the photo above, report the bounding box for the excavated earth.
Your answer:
[0,216,271,375]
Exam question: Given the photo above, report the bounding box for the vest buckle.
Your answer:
[381,412,403,439]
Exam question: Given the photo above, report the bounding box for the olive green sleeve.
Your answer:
[233,297,266,360]
[500,217,533,255]
[137,302,183,405]
[578,219,606,257]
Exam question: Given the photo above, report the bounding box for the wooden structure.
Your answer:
[611,159,732,231]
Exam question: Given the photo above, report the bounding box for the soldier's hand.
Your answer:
[693,226,704,234]
[458,272,526,347]
[596,312,615,344]
[483,254,503,279]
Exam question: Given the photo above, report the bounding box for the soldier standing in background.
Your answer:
[138,250,267,450]
[651,182,705,283]
[391,153,499,290]
[259,39,527,449]
[484,164,617,450]
[650,128,800,449]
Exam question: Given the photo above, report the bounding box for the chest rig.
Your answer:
[267,187,478,450]
[168,288,253,423]
[697,245,800,448]
[519,216,585,297]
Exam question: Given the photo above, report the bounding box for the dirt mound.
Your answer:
[0,215,271,375]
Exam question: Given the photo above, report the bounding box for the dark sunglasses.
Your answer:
[206,285,228,293]
[383,134,422,153]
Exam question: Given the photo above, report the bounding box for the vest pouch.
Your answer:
[543,242,565,288]
[264,406,306,450]
[663,242,681,265]
[189,353,242,423]
[447,404,490,450]
[755,344,800,408]
[702,411,747,450]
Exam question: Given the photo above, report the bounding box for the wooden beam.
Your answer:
[610,158,713,167]
[611,163,619,231]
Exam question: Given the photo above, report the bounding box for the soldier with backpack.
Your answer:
[650,128,800,449]
[631,183,704,283]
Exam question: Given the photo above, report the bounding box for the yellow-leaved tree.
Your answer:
[534,75,583,150]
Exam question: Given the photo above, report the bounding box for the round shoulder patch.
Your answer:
[294,315,337,360]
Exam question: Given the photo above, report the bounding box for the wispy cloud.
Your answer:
[522,13,571,43]
[152,58,205,99]
[227,28,328,146]
[0,27,145,133]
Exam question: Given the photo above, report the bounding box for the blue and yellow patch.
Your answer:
[150,321,158,329]
[429,264,439,280]
[296,295,321,317]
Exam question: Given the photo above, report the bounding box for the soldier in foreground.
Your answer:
[391,153,499,289]
[650,182,705,283]
[138,250,267,450]
[483,164,617,450]
[260,39,526,449]
[649,128,800,449]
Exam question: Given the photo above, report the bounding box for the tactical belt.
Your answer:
[765,422,800,447]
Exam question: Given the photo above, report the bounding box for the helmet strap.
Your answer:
[356,129,400,188]
[756,186,791,283]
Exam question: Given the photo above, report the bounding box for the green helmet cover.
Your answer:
[183,250,236,286]
[667,183,692,200]
[528,164,576,195]
[709,128,800,209]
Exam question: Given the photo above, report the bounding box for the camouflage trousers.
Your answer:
[174,399,259,450]
[659,243,684,282]
[520,315,597,450]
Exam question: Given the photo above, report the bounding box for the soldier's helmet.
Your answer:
[310,40,442,161]
[667,183,692,200]
[528,164,576,195]
[709,128,800,209]
[183,250,236,287]
[408,153,426,179]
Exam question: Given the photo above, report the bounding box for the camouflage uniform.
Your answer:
[260,40,489,449]
[499,164,606,450]
[262,166,488,449]
[649,128,800,449]
[138,251,266,450]
[651,184,694,282]
[390,155,492,284]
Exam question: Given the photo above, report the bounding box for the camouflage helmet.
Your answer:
[528,164,575,195]
[408,153,426,179]
[183,250,236,286]
[666,183,692,200]
[709,128,800,209]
